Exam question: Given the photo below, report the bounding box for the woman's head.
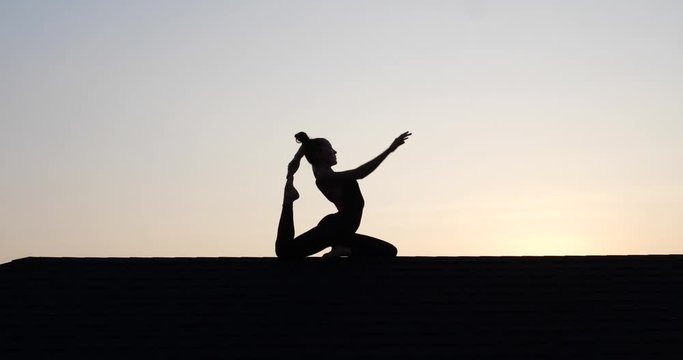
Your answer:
[295,132,337,166]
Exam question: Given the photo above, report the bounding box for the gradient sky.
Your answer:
[2,0,682,264]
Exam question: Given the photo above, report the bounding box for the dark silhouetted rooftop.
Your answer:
[1,255,681,358]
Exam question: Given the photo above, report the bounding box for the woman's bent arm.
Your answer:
[287,147,305,178]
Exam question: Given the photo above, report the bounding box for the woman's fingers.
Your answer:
[389,132,409,151]
[389,131,411,151]
[396,131,412,143]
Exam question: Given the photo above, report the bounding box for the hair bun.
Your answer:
[294,132,310,144]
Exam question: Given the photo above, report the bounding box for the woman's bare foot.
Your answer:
[322,245,353,258]
[283,177,300,204]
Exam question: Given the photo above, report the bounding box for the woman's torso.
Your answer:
[316,176,364,227]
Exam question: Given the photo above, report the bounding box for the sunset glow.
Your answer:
[2,1,682,263]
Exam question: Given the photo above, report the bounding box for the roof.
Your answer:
[1,256,681,358]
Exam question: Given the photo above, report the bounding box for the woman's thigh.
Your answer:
[350,234,398,257]
[279,214,341,259]
[280,214,395,259]
[315,215,396,257]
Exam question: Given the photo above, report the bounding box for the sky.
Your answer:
[1,0,682,264]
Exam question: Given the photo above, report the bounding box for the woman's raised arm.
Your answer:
[337,131,411,180]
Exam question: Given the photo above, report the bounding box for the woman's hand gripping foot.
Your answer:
[283,175,300,205]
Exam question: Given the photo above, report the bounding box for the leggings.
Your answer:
[275,204,397,259]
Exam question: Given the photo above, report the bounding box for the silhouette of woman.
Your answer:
[276,131,411,259]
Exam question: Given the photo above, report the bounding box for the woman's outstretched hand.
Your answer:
[389,131,412,152]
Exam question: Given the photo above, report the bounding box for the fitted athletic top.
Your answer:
[316,176,365,228]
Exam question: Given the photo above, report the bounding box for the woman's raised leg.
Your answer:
[275,177,332,259]
[275,177,298,258]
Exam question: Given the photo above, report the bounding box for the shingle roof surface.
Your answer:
[1,256,682,358]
